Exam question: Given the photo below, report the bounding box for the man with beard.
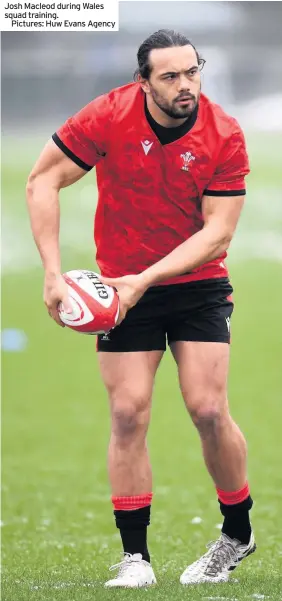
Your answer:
[26,29,256,588]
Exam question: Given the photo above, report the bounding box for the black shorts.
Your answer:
[97,278,234,352]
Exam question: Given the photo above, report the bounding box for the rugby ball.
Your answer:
[58,270,119,334]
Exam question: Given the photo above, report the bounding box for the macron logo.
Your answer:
[141,140,153,155]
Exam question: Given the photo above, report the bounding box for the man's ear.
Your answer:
[140,80,150,95]
[136,73,150,95]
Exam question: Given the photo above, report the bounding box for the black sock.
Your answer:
[220,495,253,544]
[114,505,151,563]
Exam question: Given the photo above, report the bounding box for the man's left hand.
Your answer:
[99,274,148,325]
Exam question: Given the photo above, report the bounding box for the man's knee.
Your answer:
[110,393,151,440]
[188,397,228,434]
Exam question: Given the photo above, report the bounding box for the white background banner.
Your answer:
[0,0,119,31]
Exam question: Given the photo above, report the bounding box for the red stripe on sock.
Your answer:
[112,493,153,511]
[217,482,250,505]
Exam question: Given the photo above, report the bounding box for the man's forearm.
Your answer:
[26,176,61,274]
[142,223,231,287]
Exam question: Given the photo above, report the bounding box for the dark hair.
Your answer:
[134,29,203,81]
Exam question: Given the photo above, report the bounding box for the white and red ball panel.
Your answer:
[58,270,119,334]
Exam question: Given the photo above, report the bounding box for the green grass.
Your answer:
[2,132,282,600]
[2,261,282,600]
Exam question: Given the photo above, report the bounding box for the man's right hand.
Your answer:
[43,272,72,327]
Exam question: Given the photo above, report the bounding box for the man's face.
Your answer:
[142,45,201,120]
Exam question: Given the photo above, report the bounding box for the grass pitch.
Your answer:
[2,132,282,600]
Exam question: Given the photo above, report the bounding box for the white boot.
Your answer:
[180,531,256,584]
[104,553,157,588]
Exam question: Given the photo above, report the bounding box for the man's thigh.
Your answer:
[97,287,166,418]
[98,350,164,401]
[98,350,164,431]
[166,279,233,413]
[171,341,230,415]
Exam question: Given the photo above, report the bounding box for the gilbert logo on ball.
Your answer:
[58,270,119,334]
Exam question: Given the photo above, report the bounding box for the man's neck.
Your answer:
[145,94,189,129]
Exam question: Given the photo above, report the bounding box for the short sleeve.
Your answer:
[204,124,250,197]
[52,93,111,171]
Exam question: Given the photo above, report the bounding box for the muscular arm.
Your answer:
[142,194,245,286]
[26,139,88,274]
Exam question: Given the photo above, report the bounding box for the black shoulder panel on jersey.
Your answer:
[203,189,246,197]
[52,133,93,172]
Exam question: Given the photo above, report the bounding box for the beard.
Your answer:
[149,85,199,120]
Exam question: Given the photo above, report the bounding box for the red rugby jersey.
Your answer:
[53,83,249,285]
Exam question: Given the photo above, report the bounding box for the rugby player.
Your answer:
[26,30,256,587]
